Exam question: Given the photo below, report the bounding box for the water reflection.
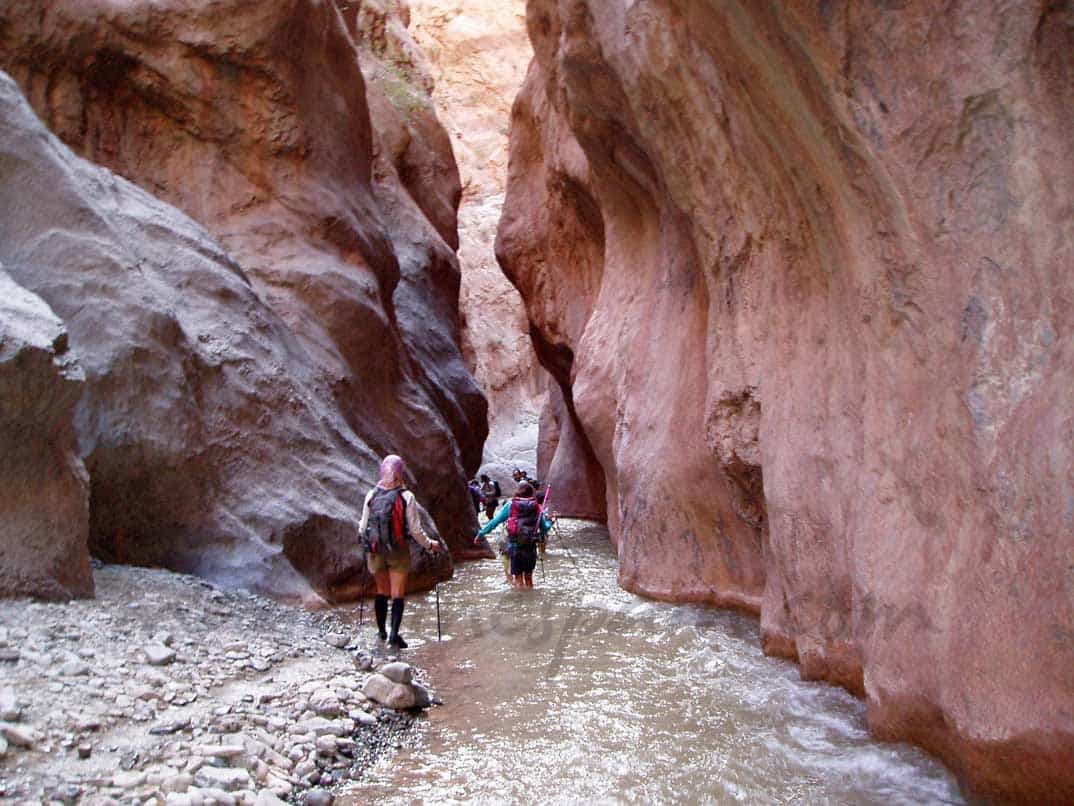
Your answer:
[340,520,963,805]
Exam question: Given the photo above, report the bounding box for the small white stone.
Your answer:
[113,770,147,788]
[145,644,177,666]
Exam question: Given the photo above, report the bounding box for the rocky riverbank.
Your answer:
[0,563,433,804]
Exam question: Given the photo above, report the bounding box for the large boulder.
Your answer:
[498,1,1074,801]
[0,0,486,572]
[0,265,90,600]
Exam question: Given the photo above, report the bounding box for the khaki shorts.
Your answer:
[367,545,410,574]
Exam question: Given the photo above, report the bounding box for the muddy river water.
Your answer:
[340,520,962,805]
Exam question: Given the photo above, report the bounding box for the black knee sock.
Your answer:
[374,595,389,639]
[390,597,405,642]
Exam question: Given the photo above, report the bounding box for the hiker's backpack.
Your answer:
[507,497,541,546]
[365,487,408,554]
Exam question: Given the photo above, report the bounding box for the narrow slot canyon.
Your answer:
[0,2,1071,804]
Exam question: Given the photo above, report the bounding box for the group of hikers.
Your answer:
[358,455,555,649]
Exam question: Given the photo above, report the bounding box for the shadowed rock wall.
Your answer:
[0,263,91,601]
[0,0,487,595]
[498,1,1074,801]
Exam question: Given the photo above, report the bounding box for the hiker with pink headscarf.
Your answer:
[358,454,444,648]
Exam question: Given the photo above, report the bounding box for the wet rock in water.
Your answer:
[378,662,414,685]
[362,674,417,710]
[411,683,432,710]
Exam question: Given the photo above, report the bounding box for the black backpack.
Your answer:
[365,487,408,554]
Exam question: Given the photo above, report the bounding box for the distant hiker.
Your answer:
[511,467,540,492]
[474,482,552,589]
[467,478,484,515]
[360,455,445,648]
[479,473,501,521]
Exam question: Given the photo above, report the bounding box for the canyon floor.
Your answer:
[0,564,429,805]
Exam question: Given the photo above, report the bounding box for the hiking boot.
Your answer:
[388,634,408,649]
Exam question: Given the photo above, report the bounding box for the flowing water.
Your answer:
[340,520,963,805]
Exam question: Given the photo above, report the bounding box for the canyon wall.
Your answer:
[0,263,91,601]
[408,0,549,486]
[498,0,1074,801]
[0,0,487,597]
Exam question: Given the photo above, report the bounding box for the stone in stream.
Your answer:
[362,674,416,710]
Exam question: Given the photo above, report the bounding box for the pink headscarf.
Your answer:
[378,454,406,489]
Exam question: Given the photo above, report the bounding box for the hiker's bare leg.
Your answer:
[524,573,533,588]
[389,570,408,599]
[374,570,390,597]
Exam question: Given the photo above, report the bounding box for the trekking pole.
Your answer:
[359,593,364,626]
[435,582,442,641]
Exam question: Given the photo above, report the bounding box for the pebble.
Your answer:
[0,648,19,663]
[324,633,348,649]
[195,766,252,792]
[145,644,177,666]
[59,660,91,677]
[0,687,20,721]
[0,721,36,748]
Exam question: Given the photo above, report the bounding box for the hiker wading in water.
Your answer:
[360,455,444,648]
[474,481,551,589]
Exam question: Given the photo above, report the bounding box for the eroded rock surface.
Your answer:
[0,0,486,581]
[498,1,1074,800]
[0,265,90,601]
[409,0,547,482]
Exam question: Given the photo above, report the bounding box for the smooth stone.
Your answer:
[362,674,416,710]
[193,766,250,792]
[377,662,413,685]
[145,644,177,666]
[324,634,348,649]
[0,721,35,748]
[411,682,432,710]
[113,770,147,788]
[304,789,333,806]
[59,660,91,677]
[191,743,245,759]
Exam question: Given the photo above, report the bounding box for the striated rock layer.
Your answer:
[0,0,488,589]
[498,1,1074,801]
[0,263,91,601]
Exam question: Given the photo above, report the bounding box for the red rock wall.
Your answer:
[498,1,1074,801]
[0,0,489,585]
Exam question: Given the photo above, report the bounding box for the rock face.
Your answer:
[0,264,91,601]
[0,0,487,587]
[498,1,1074,801]
[409,0,547,483]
